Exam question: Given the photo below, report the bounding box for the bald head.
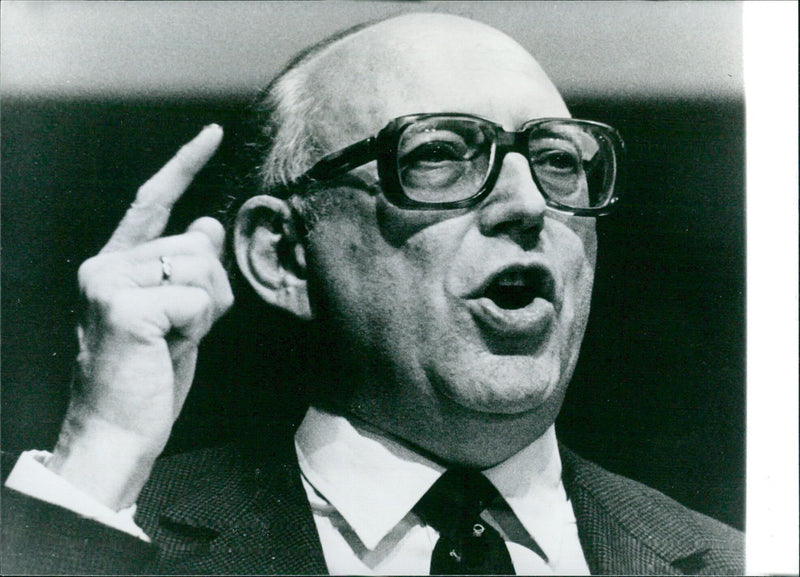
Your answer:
[306,13,567,149]
[254,12,568,194]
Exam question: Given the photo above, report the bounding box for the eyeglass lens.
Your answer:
[397,117,492,204]
[396,117,616,209]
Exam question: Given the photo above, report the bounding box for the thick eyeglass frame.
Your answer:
[285,113,625,216]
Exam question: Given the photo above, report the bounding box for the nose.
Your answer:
[477,152,546,246]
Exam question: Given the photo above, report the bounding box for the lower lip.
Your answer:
[467,296,556,340]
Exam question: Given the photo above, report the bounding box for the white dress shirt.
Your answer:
[296,406,590,575]
[5,449,151,541]
[6,407,590,575]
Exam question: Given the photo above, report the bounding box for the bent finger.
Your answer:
[155,285,218,344]
[102,124,224,254]
[186,217,226,258]
[138,255,233,316]
[120,226,224,264]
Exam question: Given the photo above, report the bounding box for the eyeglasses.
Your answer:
[286,113,624,216]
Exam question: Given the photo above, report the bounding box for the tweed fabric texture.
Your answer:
[1,488,155,574]
[560,446,743,575]
[2,434,743,575]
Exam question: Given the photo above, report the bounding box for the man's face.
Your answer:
[299,15,596,452]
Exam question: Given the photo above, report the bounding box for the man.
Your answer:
[3,13,742,575]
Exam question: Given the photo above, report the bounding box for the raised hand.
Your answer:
[46,125,233,510]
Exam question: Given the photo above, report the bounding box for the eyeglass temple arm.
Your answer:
[305,136,377,182]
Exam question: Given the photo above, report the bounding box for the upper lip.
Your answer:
[464,261,558,306]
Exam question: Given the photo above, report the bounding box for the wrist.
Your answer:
[48,409,165,510]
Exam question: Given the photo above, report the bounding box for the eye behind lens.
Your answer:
[397,118,494,204]
[528,122,618,210]
[387,116,620,212]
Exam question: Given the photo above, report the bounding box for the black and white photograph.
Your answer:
[1,2,796,575]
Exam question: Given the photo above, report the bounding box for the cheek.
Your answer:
[548,215,596,283]
[306,199,458,333]
[397,221,479,325]
[543,217,596,335]
[304,201,385,323]
[580,221,598,271]
[375,195,471,248]
[573,223,596,305]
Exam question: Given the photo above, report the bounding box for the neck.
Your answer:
[336,388,560,469]
[308,330,564,468]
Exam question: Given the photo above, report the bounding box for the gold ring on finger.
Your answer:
[160,255,173,285]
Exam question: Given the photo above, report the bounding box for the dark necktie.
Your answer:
[414,468,516,575]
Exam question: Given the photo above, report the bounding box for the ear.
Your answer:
[234,195,313,320]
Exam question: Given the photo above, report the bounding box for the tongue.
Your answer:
[484,285,535,310]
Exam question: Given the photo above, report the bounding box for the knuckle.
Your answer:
[184,287,213,317]
[207,254,225,277]
[188,291,215,338]
[194,215,222,231]
[78,258,114,302]
[77,258,98,289]
[186,254,217,288]
[191,231,216,253]
[135,182,155,203]
[208,261,234,311]
[221,288,235,311]
[78,254,135,303]
[198,289,215,314]
[134,183,170,213]
[203,261,218,289]
[102,293,140,331]
[83,284,112,309]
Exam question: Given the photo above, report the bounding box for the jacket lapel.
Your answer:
[148,434,722,574]
[560,445,713,575]
[155,433,328,575]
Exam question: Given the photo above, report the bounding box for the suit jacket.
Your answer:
[2,427,743,575]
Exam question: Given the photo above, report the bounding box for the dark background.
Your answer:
[2,94,744,529]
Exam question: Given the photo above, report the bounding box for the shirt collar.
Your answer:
[295,406,569,557]
[482,425,572,560]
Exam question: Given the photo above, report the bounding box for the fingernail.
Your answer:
[203,123,222,132]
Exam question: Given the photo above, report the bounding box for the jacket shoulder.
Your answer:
[561,446,744,575]
[132,433,327,574]
[135,441,281,533]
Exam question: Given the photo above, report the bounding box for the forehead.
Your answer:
[304,15,569,149]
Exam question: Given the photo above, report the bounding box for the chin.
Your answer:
[432,353,566,416]
[461,393,548,416]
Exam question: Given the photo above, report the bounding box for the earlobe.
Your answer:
[234,195,313,320]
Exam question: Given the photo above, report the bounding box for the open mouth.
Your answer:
[480,266,556,310]
[464,263,558,339]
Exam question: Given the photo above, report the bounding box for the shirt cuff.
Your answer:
[5,450,151,542]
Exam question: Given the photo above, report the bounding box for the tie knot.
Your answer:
[415,468,500,536]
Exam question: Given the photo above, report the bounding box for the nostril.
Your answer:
[490,216,543,251]
[478,190,545,246]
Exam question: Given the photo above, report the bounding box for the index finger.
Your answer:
[101,124,224,254]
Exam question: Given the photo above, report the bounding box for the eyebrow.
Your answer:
[530,127,599,158]
[529,128,576,140]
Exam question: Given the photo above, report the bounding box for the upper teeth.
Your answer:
[495,270,529,287]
